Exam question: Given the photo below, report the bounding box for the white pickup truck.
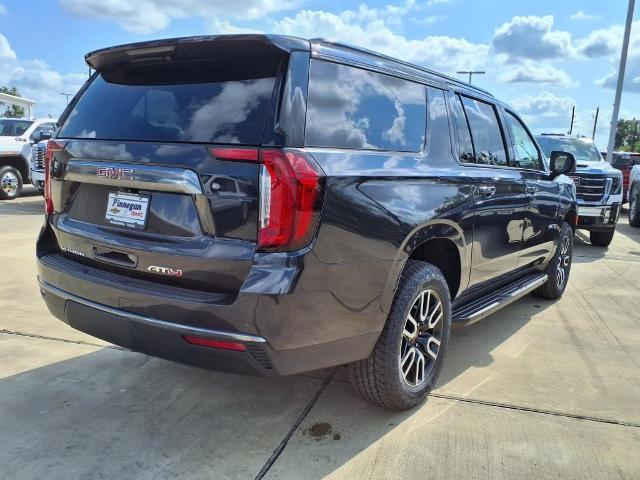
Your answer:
[629,164,640,227]
[537,134,623,247]
[0,117,57,199]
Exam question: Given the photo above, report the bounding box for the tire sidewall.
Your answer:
[0,165,23,200]
[549,222,573,296]
[384,265,451,404]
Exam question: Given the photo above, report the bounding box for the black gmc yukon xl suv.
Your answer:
[37,35,577,410]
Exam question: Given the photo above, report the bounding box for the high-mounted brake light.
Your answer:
[258,149,325,251]
[44,140,67,215]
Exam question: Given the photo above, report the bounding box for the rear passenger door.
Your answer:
[449,93,527,287]
[503,110,559,265]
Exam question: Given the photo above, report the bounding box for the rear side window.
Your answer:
[426,87,452,159]
[306,60,426,152]
[58,59,278,145]
[449,94,474,163]
[460,96,508,167]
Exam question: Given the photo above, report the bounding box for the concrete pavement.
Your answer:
[1,192,639,479]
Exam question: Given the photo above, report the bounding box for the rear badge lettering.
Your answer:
[148,265,183,277]
[97,167,134,181]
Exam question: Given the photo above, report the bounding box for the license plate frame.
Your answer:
[105,192,150,230]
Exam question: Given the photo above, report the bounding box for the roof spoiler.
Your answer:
[85,35,310,71]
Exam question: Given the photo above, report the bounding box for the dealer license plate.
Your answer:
[105,192,150,229]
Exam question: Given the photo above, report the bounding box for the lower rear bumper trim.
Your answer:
[38,280,266,344]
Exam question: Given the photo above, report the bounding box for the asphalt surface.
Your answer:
[1,189,639,479]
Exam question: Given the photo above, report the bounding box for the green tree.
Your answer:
[0,86,26,118]
[615,118,640,152]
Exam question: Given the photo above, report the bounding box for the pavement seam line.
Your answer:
[254,367,338,480]
[0,329,127,351]
[429,392,640,428]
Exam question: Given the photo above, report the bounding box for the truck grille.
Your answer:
[32,144,46,172]
[572,174,606,202]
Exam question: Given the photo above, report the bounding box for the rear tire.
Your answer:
[589,229,615,247]
[0,165,23,200]
[629,189,640,228]
[348,260,451,410]
[534,221,573,300]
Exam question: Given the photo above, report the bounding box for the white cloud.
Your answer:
[274,9,488,71]
[60,0,302,34]
[0,34,86,118]
[570,11,600,21]
[0,33,15,59]
[492,15,574,62]
[596,52,640,93]
[411,15,448,25]
[576,21,639,58]
[509,92,575,124]
[499,63,576,87]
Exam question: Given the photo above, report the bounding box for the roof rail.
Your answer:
[310,38,493,96]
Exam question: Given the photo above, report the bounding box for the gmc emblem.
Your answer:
[97,167,134,181]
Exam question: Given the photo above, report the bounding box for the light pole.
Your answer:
[605,0,635,161]
[457,70,485,84]
[60,93,73,106]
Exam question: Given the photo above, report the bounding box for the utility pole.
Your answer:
[456,70,485,84]
[60,93,73,106]
[592,107,599,140]
[568,106,575,135]
[606,0,635,161]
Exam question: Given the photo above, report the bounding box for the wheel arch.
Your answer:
[0,154,29,182]
[382,220,468,314]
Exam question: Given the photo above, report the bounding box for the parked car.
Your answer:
[0,118,56,199]
[31,139,50,194]
[608,151,639,203]
[629,164,640,227]
[37,35,577,410]
[537,134,622,247]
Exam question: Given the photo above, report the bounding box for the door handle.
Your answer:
[526,186,538,195]
[478,185,496,197]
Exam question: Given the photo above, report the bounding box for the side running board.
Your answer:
[452,272,548,326]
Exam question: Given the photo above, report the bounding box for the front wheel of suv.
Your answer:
[629,189,640,228]
[348,260,451,410]
[590,228,615,247]
[534,221,573,300]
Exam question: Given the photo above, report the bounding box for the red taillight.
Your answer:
[208,147,259,162]
[44,140,67,215]
[258,149,325,251]
[182,335,247,351]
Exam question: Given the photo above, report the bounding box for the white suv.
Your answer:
[629,164,640,228]
[0,118,57,199]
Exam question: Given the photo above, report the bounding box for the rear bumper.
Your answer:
[577,203,620,231]
[37,250,384,376]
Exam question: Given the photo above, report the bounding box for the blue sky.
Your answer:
[0,0,638,147]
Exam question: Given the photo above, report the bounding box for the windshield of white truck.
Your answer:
[0,119,34,136]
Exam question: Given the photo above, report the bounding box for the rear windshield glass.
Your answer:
[536,137,603,163]
[58,60,278,145]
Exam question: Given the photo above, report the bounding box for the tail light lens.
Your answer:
[258,149,325,251]
[44,140,67,215]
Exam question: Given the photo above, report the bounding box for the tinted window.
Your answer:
[58,61,277,145]
[449,94,474,163]
[505,112,541,170]
[306,60,426,151]
[426,87,452,159]
[460,96,508,166]
[0,119,33,136]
